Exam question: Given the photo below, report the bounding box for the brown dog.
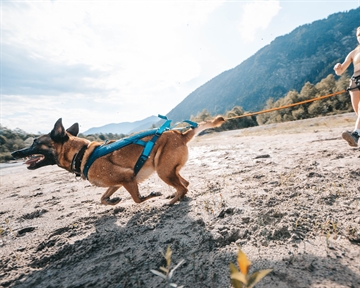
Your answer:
[11,117,225,205]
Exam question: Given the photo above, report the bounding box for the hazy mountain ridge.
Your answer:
[83,115,159,135]
[166,7,359,123]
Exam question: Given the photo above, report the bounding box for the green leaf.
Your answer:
[229,263,244,288]
[230,271,248,285]
[229,263,238,274]
[160,266,168,273]
[150,269,167,280]
[165,246,172,267]
[247,269,273,288]
[230,278,244,288]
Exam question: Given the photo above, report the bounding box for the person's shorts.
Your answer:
[349,73,360,92]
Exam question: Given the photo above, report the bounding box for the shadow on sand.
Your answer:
[2,197,360,288]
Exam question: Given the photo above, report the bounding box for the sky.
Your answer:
[1,0,360,133]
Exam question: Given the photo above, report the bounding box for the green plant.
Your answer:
[150,246,185,288]
[230,249,272,288]
[0,227,4,243]
[5,219,16,238]
[326,231,331,248]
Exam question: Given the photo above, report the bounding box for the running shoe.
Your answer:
[342,131,359,147]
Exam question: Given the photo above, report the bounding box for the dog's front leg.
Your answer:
[123,181,161,203]
[101,186,121,205]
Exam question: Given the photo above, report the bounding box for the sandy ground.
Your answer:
[1,113,359,288]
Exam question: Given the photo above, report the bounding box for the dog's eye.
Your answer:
[33,139,41,145]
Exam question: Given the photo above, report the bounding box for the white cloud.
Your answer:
[2,1,222,77]
[1,1,225,132]
[238,0,281,42]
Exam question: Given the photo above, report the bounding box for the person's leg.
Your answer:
[342,88,360,147]
[350,89,360,131]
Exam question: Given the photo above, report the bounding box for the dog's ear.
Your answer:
[66,123,79,136]
[51,118,69,142]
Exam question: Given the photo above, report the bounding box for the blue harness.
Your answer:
[82,115,198,179]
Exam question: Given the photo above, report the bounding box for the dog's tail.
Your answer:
[182,116,225,143]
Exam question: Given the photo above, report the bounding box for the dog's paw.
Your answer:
[165,193,176,199]
[163,202,174,207]
[103,197,122,205]
[150,192,162,197]
[110,197,122,204]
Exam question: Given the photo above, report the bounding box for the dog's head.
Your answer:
[11,118,79,170]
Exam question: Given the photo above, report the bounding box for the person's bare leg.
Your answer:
[351,90,360,130]
[342,90,360,147]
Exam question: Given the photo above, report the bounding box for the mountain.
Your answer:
[166,8,360,123]
[83,115,159,135]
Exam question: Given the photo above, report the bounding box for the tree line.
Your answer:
[190,73,351,131]
[0,73,352,163]
[256,73,351,125]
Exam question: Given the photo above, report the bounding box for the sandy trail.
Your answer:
[1,113,359,288]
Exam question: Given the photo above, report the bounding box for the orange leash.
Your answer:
[225,89,347,120]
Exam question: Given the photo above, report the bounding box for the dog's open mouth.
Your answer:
[25,155,45,169]
[12,147,57,170]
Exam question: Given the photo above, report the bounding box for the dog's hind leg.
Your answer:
[101,186,121,205]
[157,169,188,205]
[179,175,189,188]
[123,181,162,203]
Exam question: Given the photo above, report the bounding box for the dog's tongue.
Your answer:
[25,156,41,165]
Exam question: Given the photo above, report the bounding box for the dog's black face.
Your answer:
[11,118,79,170]
[11,134,58,169]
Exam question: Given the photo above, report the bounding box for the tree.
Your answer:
[299,82,318,100]
[190,109,212,122]
[315,74,336,95]
[292,106,306,120]
[220,106,257,131]
[308,101,323,116]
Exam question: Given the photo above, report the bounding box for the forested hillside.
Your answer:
[166,7,359,123]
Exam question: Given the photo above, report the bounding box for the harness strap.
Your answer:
[134,139,147,146]
[82,115,198,179]
[133,117,172,175]
[82,115,173,179]
[71,145,88,176]
[182,120,198,128]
